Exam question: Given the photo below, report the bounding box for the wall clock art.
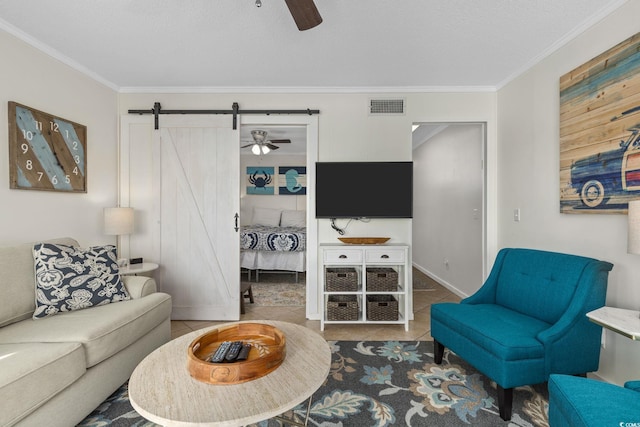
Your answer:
[8,101,87,192]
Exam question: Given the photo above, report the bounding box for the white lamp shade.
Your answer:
[628,200,640,254]
[104,207,134,235]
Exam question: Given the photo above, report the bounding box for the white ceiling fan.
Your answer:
[241,130,291,155]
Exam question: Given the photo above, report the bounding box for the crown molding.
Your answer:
[118,85,498,94]
[0,19,119,92]
[495,0,628,90]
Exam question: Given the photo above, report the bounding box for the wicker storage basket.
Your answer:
[366,267,398,292]
[325,267,358,292]
[366,295,398,321]
[327,295,359,321]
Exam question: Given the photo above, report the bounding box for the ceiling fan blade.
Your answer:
[266,143,280,150]
[284,0,322,31]
[269,139,291,144]
[241,144,254,148]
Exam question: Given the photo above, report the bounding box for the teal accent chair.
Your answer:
[548,374,640,426]
[430,248,613,421]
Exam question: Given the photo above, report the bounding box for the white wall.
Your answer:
[118,92,497,320]
[497,1,640,385]
[118,92,498,255]
[0,31,118,246]
[240,153,306,226]
[412,124,484,296]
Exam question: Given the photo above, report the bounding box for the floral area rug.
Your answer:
[77,341,548,427]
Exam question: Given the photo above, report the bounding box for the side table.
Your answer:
[120,262,159,276]
[587,306,640,340]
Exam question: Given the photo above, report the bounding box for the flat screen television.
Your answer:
[315,161,413,218]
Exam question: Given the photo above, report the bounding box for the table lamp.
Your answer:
[104,207,134,266]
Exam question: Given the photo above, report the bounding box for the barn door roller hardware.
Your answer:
[128,102,320,130]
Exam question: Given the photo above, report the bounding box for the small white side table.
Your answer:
[120,262,159,276]
[587,306,640,340]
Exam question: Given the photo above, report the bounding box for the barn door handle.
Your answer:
[234,213,239,232]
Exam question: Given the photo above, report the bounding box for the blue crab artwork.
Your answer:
[246,166,274,195]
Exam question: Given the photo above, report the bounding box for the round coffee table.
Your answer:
[129,320,331,426]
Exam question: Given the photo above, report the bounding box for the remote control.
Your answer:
[236,343,252,361]
[224,341,244,362]
[208,341,232,363]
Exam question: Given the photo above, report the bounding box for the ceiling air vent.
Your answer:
[369,98,405,115]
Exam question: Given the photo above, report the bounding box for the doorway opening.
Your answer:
[239,115,320,319]
[412,122,486,297]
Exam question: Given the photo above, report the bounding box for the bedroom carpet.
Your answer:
[243,271,306,307]
[77,340,549,427]
[250,282,306,306]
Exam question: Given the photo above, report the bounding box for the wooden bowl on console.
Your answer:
[338,237,390,244]
[187,322,286,385]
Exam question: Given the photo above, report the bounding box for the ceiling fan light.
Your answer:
[261,145,270,154]
[251,130,268,143]
[251,144,261,155]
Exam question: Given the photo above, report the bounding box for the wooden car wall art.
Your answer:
[560,32,640,214]
[8,102,87,192]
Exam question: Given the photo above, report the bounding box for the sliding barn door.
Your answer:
[120,115,240,320]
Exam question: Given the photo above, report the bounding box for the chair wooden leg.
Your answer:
[497,385,513,421]
[433,340,445,364]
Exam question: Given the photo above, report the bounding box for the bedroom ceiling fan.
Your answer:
[256,0,322,31]
[241,130,291,155]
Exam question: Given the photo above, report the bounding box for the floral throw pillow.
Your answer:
[32,243,130,319]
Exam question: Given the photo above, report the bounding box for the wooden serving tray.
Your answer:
[187,323,286,385]
[338,237,390,244]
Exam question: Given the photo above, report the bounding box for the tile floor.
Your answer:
[171,273,461,342]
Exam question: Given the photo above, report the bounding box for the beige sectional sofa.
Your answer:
[0,238,172,427]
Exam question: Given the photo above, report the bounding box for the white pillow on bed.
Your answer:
[252,207,282,226]
[280,210,306,227]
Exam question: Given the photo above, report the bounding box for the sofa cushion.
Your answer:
[0,292,171,368]
[0,237,78,327]
[0,342,85,426]
[431,303,549,360]
[495,249,592,324]
[32,243,130,319]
